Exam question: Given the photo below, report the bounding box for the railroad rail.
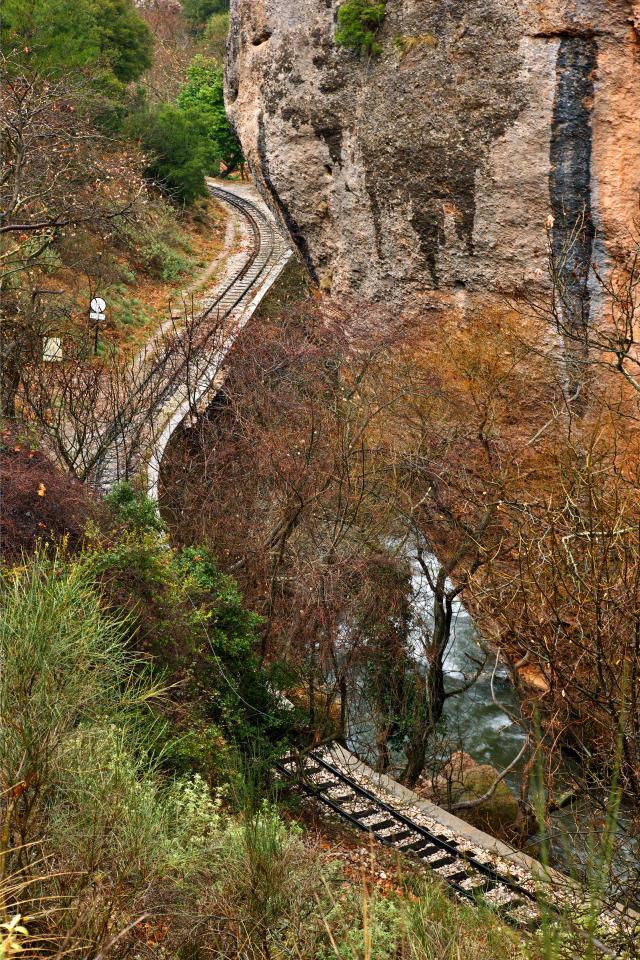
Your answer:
[278,749,543,928]
[94,182,292,493]
[278,747,631,953]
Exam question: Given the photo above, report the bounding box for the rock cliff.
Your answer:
[226,0,640,308]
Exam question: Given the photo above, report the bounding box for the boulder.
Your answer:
[419,751,520,838]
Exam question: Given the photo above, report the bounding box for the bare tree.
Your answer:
[0,56,143,417]
[20,295,231,485]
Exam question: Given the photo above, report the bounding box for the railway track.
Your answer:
[278,749,594,936]
[93,182,291,492]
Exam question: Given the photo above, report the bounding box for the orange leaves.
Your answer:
[37,483,46,497]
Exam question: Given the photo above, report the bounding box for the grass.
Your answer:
[1,550,635,959]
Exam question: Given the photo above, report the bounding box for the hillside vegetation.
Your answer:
[1,1,640,958]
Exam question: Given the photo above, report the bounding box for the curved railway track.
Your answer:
[94,183,291,492]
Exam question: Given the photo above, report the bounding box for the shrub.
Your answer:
[0,426,98,562]
[336,0,387,57]
[140,239,192,281]
[131,103,210,204]
[105,480,165,533]
[0,553,166,896]
[83,520,295,765]
[181,0,229,32]
[204,11,229,60]
[178,55,244,176]
[119,212,194,281]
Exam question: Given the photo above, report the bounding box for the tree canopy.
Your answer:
[1,0,153,86]
[181,0,229,32]
[133,103,210,205]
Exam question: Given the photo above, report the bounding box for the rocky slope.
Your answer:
[226,0,640,309]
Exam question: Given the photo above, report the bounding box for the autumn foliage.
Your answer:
[0,426,97,562]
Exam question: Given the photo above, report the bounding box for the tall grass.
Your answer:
[0,553,170,954]
[3,552,611,960]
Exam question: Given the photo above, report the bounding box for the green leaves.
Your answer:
[178,55,244,175]
[130,103,211,204]
[180,0,229,33]
[1,0,152,89]
[131,56,243,204]
[93,0,153,84]
[335,0,387,57]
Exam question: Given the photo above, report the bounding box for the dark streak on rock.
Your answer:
[359,0,525,286]
[257,113,319,284]
[310,117,344,166]
[549,35,597,332]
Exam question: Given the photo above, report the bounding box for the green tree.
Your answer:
[131,56,242,203]
[203,10,230,61]
[335,0,387,57]
[1,0,152,87]
[132,103,209,204]
[178,55,244,175]
[181,0,229,32]
[93,0,154,83]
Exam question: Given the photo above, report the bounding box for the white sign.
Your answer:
[90,297,106,314]
[43,337,62,362]
[90,312,106,321]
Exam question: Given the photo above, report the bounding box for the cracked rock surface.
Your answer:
[227,0,640,309]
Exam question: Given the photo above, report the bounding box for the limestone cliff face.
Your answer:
[226,0,640,307]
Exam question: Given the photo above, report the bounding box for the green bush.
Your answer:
[147,241,192,281]
[0,552,171,901]
[119,213,194,282]
[336,0,387,57]
[105,480,165,533]
[178,55,244,176]
[131,103,210,204]
[181,0,229,32]
[128,54,242,202]
[83,517,294,760]
[204,11,229,60]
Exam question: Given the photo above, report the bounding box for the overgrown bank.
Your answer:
[0,449,551,960]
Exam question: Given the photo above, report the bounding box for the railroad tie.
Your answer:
[423,854,458,870]
[444,869,472,884]
[276,751,553,936]
[368,818,397,832]
[402,838,440,854]
[352,807,382,820]
[387,829,413,842]
[312,780,338,792]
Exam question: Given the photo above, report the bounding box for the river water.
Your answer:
[409,550,527,781]
[346,546,638,890]
[346,545,528,791]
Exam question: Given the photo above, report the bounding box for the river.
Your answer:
[345,545,638,891]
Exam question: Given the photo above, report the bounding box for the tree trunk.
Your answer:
[0,360,20,420]
[401,578,451,787]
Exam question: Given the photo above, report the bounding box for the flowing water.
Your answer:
[347,544,638,891]
[346,544,528,789]
[409,550,527,780]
